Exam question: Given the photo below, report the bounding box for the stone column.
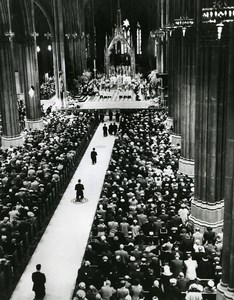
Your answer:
[170,29,182,146]
[52,0,67,107]
[0,36,23,147]
[20,35,43,130]
[0,0,23,148]
[17,0,43,130]
[63,0,86,83]
[166,31,174,130]
[178,28,196,178]
[190,24,227,233]
[217,23,234,300]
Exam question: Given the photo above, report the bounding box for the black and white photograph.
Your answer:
[0,0,232,299]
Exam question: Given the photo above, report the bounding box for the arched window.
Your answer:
[123,19,130,54]
[136,22,142,55]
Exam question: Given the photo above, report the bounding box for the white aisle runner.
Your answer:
[10,122,116,300]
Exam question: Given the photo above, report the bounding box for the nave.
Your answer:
[10,121,116,300]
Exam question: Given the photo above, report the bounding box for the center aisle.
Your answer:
[10,121,116,300]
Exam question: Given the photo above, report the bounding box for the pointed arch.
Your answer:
[34,0,54,35]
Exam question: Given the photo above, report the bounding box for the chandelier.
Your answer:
[162,23,177,36]
[150,29,165,39]
[174,17,194,37]
[202,0,234,39]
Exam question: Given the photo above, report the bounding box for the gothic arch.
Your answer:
[34,0,54,35]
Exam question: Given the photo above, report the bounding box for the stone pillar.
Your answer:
[52,0,67,107]
[63,0,86,83]
[170,30,182,147]
[190,24,227,233]
[166,29,174,130]
[167,0,184,144]
[18,0,43,130]
[20,35,44,130]
[0,37,23,147]
[178,28,196,178]
[217,23,234,300]
[0,0,23,148]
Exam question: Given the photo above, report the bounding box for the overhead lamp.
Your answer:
[36,46,40,52]
[44,32,53,40]
[4,31,15,41]
[65,33,71,39]
[174,17,194,37]
[202,0,234,39]
[48,45,52,51]
[162,23,177,36]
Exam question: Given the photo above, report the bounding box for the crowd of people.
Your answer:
[74,110,222,300]
[40,76,56,100]
[69,70,162,105]
[0,110,96,275]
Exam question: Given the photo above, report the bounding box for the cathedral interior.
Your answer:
[0,0,234,299]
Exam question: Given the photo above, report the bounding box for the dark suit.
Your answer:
[75,183,84,201]
[32,271,46,299]
[91,150,97,164]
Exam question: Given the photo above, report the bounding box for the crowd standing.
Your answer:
[0,109,96,276]
[74,110,223,300]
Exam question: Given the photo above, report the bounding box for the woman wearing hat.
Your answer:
[160,264,173,290]
[203,280,217,294]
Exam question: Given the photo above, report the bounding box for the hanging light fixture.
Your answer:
[47,45,52,51]
[150,29,165,39]
[162,23,177,37]
[174,16,194,37]
[202,0,234,39]
[44,32,53,40]
[36,46,40,52]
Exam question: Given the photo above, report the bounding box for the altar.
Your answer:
[104,4,135,78]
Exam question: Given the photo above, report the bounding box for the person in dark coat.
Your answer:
[203,227,216,245]
[103,124,108,137]
[170,252,184,278]
[109,124,114,135]
[165,278,182,300]
[112,123,118,135]
[197,256,214,279]
[75,179,84,202]
[115,111,120,122]
[148,280,164,300]
[100,113,105,123]
[109,110,113,121]
[91,148,98,165]
[32,264,46,300]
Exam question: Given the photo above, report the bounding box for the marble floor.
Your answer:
[10,122,116,300]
